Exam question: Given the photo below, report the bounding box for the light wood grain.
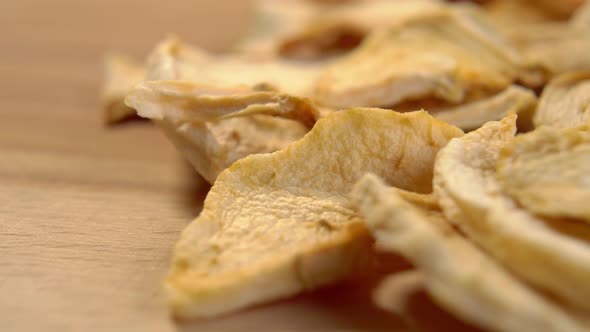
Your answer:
[0,1,479,331]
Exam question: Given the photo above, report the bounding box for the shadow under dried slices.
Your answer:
[173,251,411,331]
[539,217,590,244]
[403,287,484,332]
[177,160,210,219]
[173,250,482,332]
[103,113,146,127]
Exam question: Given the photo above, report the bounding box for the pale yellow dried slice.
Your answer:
[277,0,444,60]
[496,125,590,222]
[489,0,590,86]
[101,54,145,124]
[126,81,319,127]
[433,85,537,131]
[502,23,590,80]
[236,0,443,59]
[313,8,523,109]
[352,173,588,332]
[141,39,326,183]
[534,72,590,128]
[126,81,312,184]
[234,0,318,57]
[434,114,590,313]
[166,109,463,319]
[147,38,323,97]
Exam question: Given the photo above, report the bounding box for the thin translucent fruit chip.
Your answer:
[166,108,463,319]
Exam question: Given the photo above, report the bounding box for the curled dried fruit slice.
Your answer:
[166,109,462,318]
[101,55,145,124]
[496,125,590,222]
[126,81,312,184]
[237,0,443,59]
[502,23,590,81]
[534,72,590,128]
[313,8,522,109]
[147,38,323,97]
[234,0,317,57]
[276,0,444,59]
[352,174,588,332]
[434,114,590,313]
[433,85,537,131]
[126,81,319,127]
[139,38,327,183]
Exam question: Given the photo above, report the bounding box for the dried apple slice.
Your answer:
[501,23,590,80]
[237,0,443,59]
[276,0,444,59]
[234,0,318,57]
[166,109,462,318]
[101,54,145,124]
[139,39,328,183]
[126,81,319,127]
[496,124,590,222]
[126,81,312,184]
[434,114,590,313]
[352,173,589,332]
[313,8,523,109]
[147,38,323,97]
[534,72,590,128]
[433,85,537,131]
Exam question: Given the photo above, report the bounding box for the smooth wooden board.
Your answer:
[0,1,479,331]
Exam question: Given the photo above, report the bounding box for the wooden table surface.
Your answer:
[0,1,478,331]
